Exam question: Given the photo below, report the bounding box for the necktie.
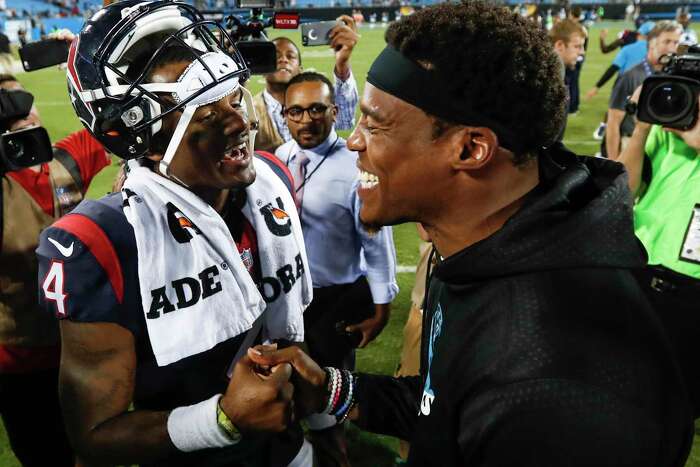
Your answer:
[293,151,310,210]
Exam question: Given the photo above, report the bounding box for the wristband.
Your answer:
[167,394,239,452]
[334,371,356,424]
[216,397,242,442]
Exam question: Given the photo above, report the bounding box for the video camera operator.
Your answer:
[253,15,359,153]
[605,21,682,160]
[0,74,109,466]
[618,48,700,418]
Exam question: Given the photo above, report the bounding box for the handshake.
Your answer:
[219,344,356,434]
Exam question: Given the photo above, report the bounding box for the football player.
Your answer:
[37,2,312,465]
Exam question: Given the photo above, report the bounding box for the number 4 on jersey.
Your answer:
[42,260,67,317]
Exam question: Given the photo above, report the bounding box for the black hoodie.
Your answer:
[355,147,693,467]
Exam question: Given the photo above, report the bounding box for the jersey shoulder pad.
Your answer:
[36,194,133,322]
[255,151,294,195]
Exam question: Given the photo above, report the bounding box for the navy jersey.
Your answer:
[36,154,302,466]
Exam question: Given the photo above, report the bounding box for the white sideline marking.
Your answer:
[397,265,417,273]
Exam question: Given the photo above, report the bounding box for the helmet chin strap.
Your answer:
[156,52,258,185]
[159,104,196,182]
[241,85,258,161]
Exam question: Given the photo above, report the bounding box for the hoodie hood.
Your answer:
[434,145,647,284]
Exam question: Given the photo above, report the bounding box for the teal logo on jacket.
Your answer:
[420,303,443,416]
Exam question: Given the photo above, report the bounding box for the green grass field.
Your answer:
[2,20,700,467]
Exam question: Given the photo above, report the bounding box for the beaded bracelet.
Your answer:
[323,367,339,414]
[338,398,357,424]
[334,372,355,421]
[330,369,343,413]
[321,367,357,422]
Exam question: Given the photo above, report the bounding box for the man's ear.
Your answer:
[451,127,498,171]
[553,39,566,54]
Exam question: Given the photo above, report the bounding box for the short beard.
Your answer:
[361,213,415,236]
[359,213,387,236]
[266,72,293,88]
[361,222,381,237]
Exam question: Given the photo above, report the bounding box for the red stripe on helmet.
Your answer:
[67,36,82,92]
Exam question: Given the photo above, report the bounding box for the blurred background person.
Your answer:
[606,21,682,160]
[598,27,638,54]
[677,8,697,45]
[0,74,109,467]
[586,20,655,101]
[550,18,586,138]
[566,7,588,114]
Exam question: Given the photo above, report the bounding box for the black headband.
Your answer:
[366,46,523,153]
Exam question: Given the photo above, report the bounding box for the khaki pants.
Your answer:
[396,304,423,378]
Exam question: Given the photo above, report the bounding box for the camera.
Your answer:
[225,0,300,74]
[637,47,700,129]
[0,89,53,174]
[19,39,70,72]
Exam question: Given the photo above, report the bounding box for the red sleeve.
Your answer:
[53,129,110,192]
[37,216,124,324]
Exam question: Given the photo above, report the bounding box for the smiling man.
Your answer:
[35,2,313,466]
[275,71,397,467]
[249,2,693,466]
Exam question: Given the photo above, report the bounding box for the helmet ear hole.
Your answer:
[94,97,153,158]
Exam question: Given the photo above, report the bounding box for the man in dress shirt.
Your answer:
[275,71,398,467]
[253,16,359,153]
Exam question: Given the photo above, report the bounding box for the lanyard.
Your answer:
[286,136,340,193]
[642,59,653,77]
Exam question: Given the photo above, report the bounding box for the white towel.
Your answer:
[122,160,311,367]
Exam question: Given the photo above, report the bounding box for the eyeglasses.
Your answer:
[283,103,333,122]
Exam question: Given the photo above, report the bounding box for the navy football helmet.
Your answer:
[67,0,253,161]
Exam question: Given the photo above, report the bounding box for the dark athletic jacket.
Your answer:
[355,146,693,467]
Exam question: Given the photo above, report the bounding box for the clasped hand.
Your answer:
[220,345,329,434]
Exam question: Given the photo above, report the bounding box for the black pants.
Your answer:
[566,63,581,114]
[0,368,74,467]
[303,277,374,467]
[303,276,374,370]
[633,266,700,418]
